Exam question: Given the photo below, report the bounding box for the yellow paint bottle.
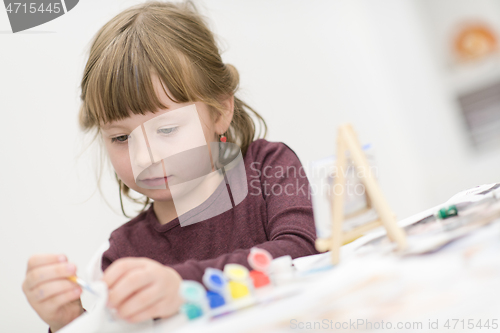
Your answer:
[224,264,252,299]
[228,280,250,299]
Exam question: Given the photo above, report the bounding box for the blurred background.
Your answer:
[1,0,499,331]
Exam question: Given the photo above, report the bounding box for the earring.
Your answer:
[220,134,227,143]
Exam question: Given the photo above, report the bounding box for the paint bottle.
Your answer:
[270,255,294,285]
[247,247,272,288]
[179,280,207,320]
[202,268,228,309]
[223,264,252,299]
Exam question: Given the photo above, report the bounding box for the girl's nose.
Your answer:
[129,131,155,171]
[135,145,154,169]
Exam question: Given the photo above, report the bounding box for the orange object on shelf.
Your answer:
[454,23,497,61]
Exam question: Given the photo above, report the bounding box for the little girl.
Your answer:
[22,1,318,332]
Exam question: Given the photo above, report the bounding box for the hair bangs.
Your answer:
[83,26,202,130]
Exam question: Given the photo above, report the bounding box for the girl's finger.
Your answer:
[108,269,152,309]
[27,254,67,272]
[124,298,167,323]
[29,279,76,303]
[25,262,77,290]
[41,286,82,314]
[125,295,183,323]
[116,283,162,319]
[102,258,145,289]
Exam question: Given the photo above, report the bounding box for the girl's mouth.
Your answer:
[138,176,171,187]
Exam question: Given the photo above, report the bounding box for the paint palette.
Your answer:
[179,247,291,320]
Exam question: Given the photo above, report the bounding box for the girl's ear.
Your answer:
[214,94,234,135]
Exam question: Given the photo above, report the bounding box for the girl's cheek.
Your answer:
[117,160,133,178]
[109,153,132,178]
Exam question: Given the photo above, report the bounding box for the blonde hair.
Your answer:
[78,0,267,216]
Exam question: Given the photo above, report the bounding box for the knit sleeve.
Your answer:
[101,236,120,272]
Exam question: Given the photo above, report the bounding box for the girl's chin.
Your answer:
[135,188,173,201]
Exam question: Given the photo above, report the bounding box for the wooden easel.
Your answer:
[315,124,407,264]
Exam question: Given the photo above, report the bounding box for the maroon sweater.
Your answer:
[101,139,319,282]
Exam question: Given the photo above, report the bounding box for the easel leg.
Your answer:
[342,125,407,250]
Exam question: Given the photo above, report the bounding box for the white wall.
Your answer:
[1,0,499,332]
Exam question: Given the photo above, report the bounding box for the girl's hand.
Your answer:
[22,254,85,333]
[102,257,183,323]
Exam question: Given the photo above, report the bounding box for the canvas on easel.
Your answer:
[313,123,407,264]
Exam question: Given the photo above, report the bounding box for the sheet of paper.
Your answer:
[58,281,154,333]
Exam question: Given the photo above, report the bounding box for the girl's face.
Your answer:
[100,73,233,202]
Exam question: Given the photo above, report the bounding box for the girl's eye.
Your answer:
[158,127,178,135]
[111,135,130,144]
